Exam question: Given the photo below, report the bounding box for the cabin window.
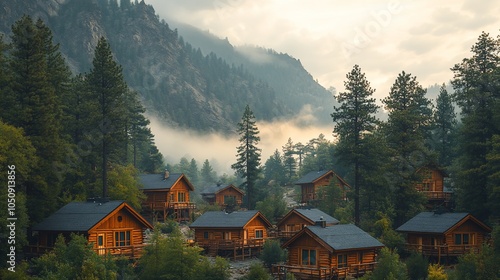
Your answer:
[454,233,473,245]
[178,192,186,202]
[115,231,131,247]
[337,253,348,268]
[224,195,236,205]
[358,252,364,263]
[117,215,123,222]
[301,249,317,266]
[203,232,209,239]
[255,229,263,239]
[224,232,231,240]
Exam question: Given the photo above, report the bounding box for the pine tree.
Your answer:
[0,35,14,122]
[331,64,379,225]
[382,71,433,226]
[8,16,68,222]
[200,159,218,187]
[451,32,500,220]
[282,137,297,183]
[431,84,457,168]
[263,149,287,186]
[231,105,262,209]
[85,37,128,199]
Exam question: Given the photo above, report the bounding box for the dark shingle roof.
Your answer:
[201,184,243,195]
[295,208,339,225]
[307,224,384,251]
[32,200,124,231]
[190,210,268,228]
[295,170,331,185]
[139,173,187,190]
[396,212,469,233]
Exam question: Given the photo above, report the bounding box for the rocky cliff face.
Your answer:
[1,0,332,133]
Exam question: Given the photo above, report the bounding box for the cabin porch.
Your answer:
[272,262,377,280]
[142,201,196,222]
[26,243,147,259]
[196,238,266,260]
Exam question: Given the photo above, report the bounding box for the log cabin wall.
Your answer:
[445,219,487,245]
[215,188,243,206]
[286,233,328,268]
[144,190,169,204]
[194,228,243,242]
[89,208,147,248]
[278,214,310,232]
[246,216,269,239]
[169,180,191,203]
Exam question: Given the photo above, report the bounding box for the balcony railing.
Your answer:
[26,244,147,259]
[196,238,265,250]
[404,243,481,257]
[142,201,196,211]
[419,191,453,201]
[272,263,377,280]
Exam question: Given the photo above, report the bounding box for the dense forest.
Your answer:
[1,1,500,279]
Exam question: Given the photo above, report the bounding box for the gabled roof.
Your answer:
[283,224,384,252]
[190,210,272,229]
[32,200,153,232]
[139,173,194,191]
[294,170,351,188]
[201,183,244,195]
[396,212,491,234]
[295,170,331,185]
[277,208,339,227]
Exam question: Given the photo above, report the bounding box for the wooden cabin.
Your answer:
[295,170,351,204]
[29,200,153,259]
[415,166,452,209]
[276,208,339,239]
[274,224,384,279]
[139,171,195,222]
[396,212,492,262]
[190,210,273,259]
[200,183,244,209]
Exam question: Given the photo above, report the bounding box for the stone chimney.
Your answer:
[163,169,170,180]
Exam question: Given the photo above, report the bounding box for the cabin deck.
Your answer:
[272,262,376,280]
[26,244,147,259]
[196,238,265,260]
[404,243,481,259]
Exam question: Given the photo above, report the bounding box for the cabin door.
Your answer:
[243,230,248,245]
[97,233,105,255]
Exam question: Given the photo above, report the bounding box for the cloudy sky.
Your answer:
[146,0,499,100]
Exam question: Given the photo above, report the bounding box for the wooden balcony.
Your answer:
[419,191,452,201]
[142,201,196,211]
[26,244,147,259]
[197,238,265,250]
[272,263,377,280]
[404,243,481,258]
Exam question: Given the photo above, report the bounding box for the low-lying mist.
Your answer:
[148,106,335,175]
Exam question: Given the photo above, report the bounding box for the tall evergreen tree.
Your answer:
[331,64,379,225]
[231,105,262,209]
[282,137,297,183]
[431,84,457,168]
[85,37,128,199]
[0,35,14,122]
[263,149,287,186]
[382,71,433,226]
[451,32,500,220]
[8,16,68,222]
[200,159,218,187]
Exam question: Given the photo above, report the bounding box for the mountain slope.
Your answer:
[173,21,336,125]
[1,0,334,132]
